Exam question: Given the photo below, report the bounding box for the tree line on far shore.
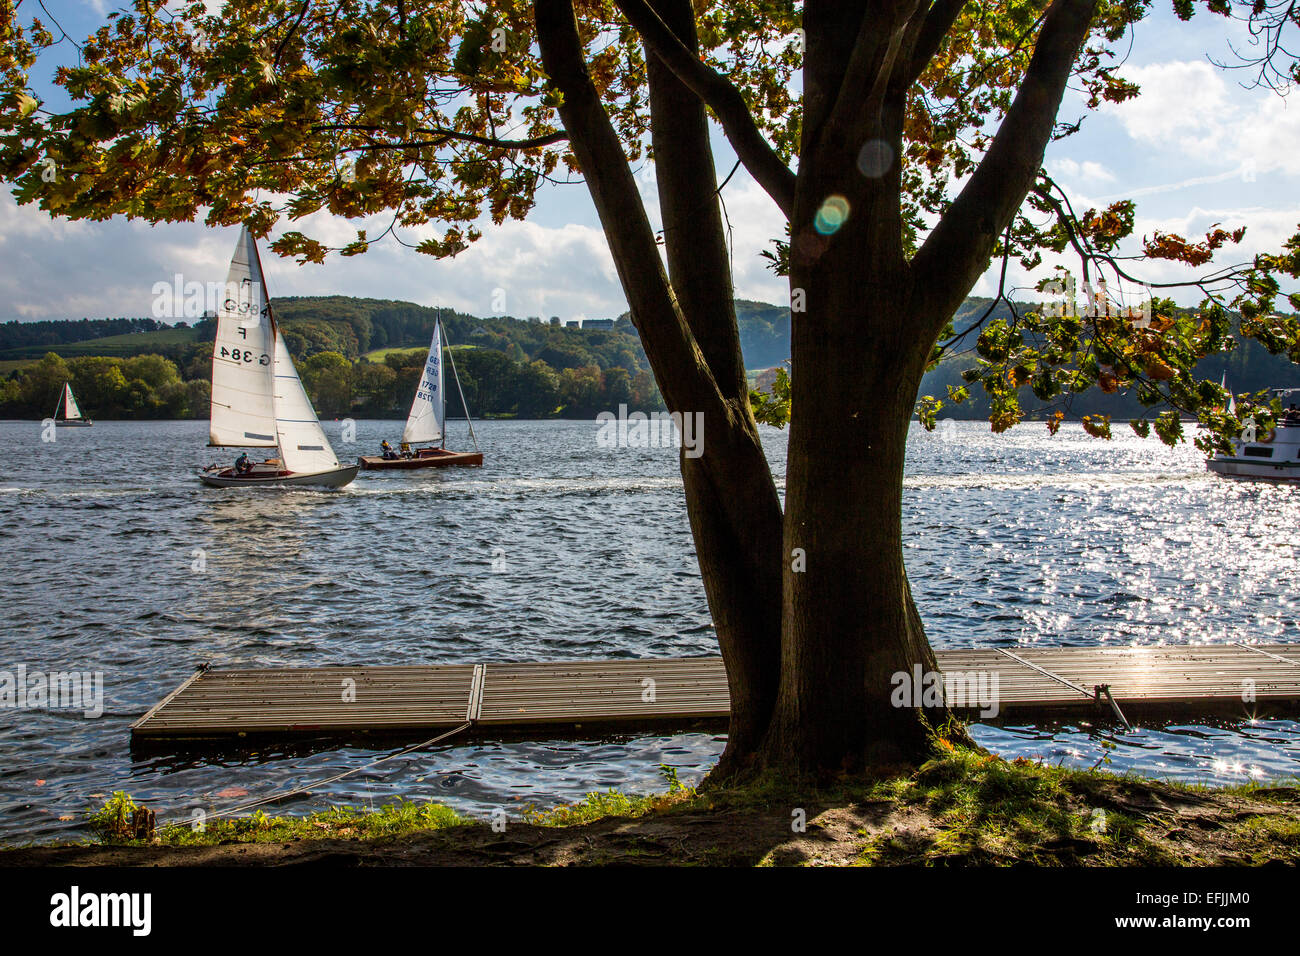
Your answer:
[5,293,1295,424]
[0,345,665,421]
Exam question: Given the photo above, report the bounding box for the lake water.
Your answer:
[0,417,1298,842]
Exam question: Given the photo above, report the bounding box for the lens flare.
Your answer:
[857,139,894,178]
[814,195,850,235]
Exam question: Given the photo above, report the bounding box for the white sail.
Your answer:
[402,320,445,445]
[62,384,82,421]
[208,227,278,447]
[272,331,343,474]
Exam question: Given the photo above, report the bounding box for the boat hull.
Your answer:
[198,463,359,488]
[56,420,93,427]
[1206,458,1300,482]
[358,448,483,470]
[1207,417,1300,483]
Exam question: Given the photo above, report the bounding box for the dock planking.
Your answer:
[130,644,1300,743]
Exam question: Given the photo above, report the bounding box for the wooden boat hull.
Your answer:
[358,448,483,470]
[198,463,360,488]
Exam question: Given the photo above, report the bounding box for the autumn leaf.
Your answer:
[1142,357,1177,381]
[1081,415,1112,439]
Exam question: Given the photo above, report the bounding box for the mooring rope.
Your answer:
[1233,641,1300,667]
[155,720,474,833]
[994,647,1133,730]
[993,647,1093,698]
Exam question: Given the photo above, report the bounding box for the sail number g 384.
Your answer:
[219,345,270,365]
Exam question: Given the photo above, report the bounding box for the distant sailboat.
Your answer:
[53,383,92,426]
[1223,374,1236,416]
[357,319,483,470]
[198,227,359,488]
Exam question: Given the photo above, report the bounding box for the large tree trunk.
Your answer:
[538,0,1098,782]
[758,167,946,775]
[760,317,945,773]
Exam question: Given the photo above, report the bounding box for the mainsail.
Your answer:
[401,320,445,445]
[61,384,82,421]
[208,227,277,448]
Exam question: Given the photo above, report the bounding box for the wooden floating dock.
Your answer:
[131,644,1300,743]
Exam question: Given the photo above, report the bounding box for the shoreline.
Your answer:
[6,748,1298,866]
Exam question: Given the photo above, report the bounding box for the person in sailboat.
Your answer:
[235,451,252,475]
[380,439,398,460]
[399,441,413,459]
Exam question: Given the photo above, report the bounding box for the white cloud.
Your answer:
[625,156,787,309]
[1049,157,1116,184]
[0,192,630,323]
[720,173,788,306]
[1104,59,1300,177]
[1104,61,1230,148]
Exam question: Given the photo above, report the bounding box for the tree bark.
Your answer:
[760,214,945,776]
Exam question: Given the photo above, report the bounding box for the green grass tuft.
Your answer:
[86,793,469,847]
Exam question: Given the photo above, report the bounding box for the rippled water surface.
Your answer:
[1,418,1298,841]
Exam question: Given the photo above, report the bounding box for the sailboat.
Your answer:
[197,227,359,488]
[53,383,92,426]
[357,318,483,470]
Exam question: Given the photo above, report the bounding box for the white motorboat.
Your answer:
[1207,387,1300,482]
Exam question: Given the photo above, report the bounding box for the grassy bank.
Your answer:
[4,746,1300,866]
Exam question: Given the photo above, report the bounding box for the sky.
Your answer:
[2,1,1298,323]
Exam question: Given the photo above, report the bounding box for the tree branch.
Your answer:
[1036,178,1254,296]
[611,0,796,219]
[272,0,312,68]
[911,0,1099,330]
[645,0,751,403]
[312,124,567,150]
[534,0,725,419]
[820,2,920,146]
[900,0,968,88]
